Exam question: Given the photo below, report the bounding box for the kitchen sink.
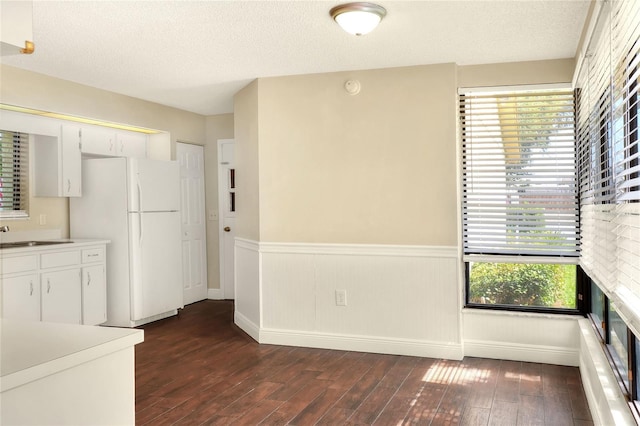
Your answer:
[0,240,74,249]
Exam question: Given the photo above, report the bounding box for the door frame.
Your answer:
[217,139,235,299]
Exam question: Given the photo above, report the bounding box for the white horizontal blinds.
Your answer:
[0,130,29,213]
[612,0,640,296]
[576,0,640,299]
[612,0,640,202]
[589,8,614,205]
[460,89,579,258]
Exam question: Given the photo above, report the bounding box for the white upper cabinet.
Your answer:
[80,126,116,156]
[116,132,147,158]
[80,126,147,159]
[61,126,82,196]
[1,1,34,56]
[33,125,82,197]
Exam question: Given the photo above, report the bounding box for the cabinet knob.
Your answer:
[87,272,91,286]
[67,179,71,192]
[47,279,51,294]
[29,281,33,296]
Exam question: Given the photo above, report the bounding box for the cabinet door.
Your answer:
[61,126,82,197]
[80,126,116,156]
[116,132,147,158]
[41,269,82,324]
[1,274,40,321]
[82,265,107,325]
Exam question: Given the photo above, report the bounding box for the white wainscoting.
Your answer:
[234,238,261,341]
[463,309,580,366]
[234,240,463,359]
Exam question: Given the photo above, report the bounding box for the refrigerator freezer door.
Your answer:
[128,158,180,212]
[129,211,183,321]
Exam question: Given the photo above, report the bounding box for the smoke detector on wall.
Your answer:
[344,80,361,95]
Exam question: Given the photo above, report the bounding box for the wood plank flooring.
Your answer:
[135,300,592,425]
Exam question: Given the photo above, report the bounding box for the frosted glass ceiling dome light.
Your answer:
[330,2,387,36]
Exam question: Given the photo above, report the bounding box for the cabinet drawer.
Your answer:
[82,247,104,263]
[40,251,80,269]
[1,255,38,275]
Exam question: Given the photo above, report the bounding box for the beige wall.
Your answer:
[234,59,575,246]
[234,80,261,242]
[0,65,206,151]
[458,58,575,88]
[204,114,234,289]
[255,64,458,245]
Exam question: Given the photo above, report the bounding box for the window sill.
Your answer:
[462,307,582,321]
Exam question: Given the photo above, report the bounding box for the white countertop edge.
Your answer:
[0,239,111,254]
[1,327,143,393]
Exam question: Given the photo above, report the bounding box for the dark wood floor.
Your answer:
[135,300,592,425]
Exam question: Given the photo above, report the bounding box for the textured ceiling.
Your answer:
[1,1,591,116]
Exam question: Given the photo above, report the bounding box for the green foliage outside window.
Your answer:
[468,262,576,308]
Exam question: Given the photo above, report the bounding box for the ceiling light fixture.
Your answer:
[330,2,387,36]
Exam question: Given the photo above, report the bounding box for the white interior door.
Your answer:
[218,139,236,299]
[177,143,208,305]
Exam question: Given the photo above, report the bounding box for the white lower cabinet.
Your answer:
[1,274,39,321]
[41,269,82,324]
[0,242,108,325]
[82,265,106,325]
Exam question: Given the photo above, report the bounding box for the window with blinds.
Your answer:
[575,0,640,309]
[0,129,29,218]
[460,88,580,258]
[460,87,580,310]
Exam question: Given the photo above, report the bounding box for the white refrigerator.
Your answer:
[70,157,183,327]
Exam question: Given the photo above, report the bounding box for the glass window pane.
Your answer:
[608,301,629,390]
[590,282,606,339]
[467,262,576,309]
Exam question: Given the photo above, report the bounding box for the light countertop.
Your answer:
[0,320,143,392]
[0,239,111,255]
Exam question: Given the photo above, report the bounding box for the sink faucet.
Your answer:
[0,226,9,232]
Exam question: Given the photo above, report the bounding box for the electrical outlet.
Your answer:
[335,289,347,306]
[39,214,47,225]
[208,210,218,221]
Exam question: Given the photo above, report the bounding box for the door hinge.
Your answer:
[578,293,583,301]
[629,369,633,382]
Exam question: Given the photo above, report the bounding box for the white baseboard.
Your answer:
[259,328,464,360]
[207,288,224,300]
[464,340,579,366]
[234,311,260,342]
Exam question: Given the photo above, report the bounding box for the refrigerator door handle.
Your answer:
[136,179,142,212]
